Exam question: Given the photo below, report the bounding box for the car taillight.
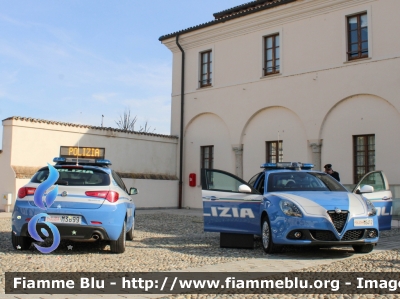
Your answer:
[18,187,36,199]
[85,191,119,203]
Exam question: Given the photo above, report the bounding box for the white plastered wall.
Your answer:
[0,118,179,211]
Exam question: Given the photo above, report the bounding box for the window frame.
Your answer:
[201,145,214,169]
[263,33,280,76]
[353,134,375,184]
[266,140,283,163]
[346,12,369,61]
[199,50,212,88]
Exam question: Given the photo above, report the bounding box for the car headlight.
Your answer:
[365,199,377,216]
[279,200,302,217]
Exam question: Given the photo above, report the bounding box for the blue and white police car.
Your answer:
[11,157,137,253]
[202,162,392,254]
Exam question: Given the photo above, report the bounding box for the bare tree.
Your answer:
[139,121,156,133]
[115,109,156,133]
[115,109,137,131]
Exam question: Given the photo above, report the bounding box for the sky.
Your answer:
[0,0,246,145]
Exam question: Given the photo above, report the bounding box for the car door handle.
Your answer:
[203,196,219,200]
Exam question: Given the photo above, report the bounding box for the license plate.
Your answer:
[45,215,82,224]
[354,218,373,226]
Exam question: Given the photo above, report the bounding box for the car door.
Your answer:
[201,168,263,234]
[353,171,392,230]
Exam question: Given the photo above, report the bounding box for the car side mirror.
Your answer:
[238,184,252,193]
[129,187,138,195]
[359,185,374,194]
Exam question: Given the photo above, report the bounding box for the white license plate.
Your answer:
[354,218,373,226]
[45,215,82,224]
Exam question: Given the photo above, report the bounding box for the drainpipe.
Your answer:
[176,34,185,209]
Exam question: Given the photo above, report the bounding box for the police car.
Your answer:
[11,157,137,253]
[202,162,392,254]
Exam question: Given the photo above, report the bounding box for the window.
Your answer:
[353,135,375,183]
[201,145,214,169]
[347,13,368,60]
[264,34,280,75]
[266,141,283,163]
[112,170,128,193]
[200,51,212,87]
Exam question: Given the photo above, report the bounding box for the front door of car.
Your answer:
[201,169,263,234]
[353,171,392,230]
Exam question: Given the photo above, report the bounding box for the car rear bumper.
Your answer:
[18,223,111,241]
[12,201,133,240]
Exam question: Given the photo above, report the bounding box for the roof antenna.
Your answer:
[76,111,82,165]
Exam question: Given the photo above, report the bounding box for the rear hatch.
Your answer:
[27,165,111,209]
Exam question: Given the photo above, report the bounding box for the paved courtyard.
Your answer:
[1,209,400,299]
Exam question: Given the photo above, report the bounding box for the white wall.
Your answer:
[123,178,178,209]
[0,117,179,211]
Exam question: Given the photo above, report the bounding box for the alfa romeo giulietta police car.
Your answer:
[11,157,137,253]
[202,162,392,254]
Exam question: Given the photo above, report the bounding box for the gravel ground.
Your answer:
[1,213,400,298]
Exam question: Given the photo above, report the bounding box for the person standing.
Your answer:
[324,164,340,182]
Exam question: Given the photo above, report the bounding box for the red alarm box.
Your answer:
[189,173,196,187]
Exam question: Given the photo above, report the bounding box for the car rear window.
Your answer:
[267,172,347,192]
[31,167,110,186]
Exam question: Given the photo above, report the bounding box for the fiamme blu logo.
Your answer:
[27,164,61,254]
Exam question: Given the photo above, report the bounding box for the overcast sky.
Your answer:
[0,0,245,146]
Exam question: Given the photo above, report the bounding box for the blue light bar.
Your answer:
[261,163,277,168]
[95,159,112,165]
[53,157,66,163]
[261,162,314,170]
[302,163,314,170]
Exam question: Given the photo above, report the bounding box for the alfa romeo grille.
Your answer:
[342,229,364,241]
[327,210,349,233]
[310,230,337,241]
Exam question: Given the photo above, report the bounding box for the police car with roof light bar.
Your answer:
[12,156,138,253]
[201,162,392,253]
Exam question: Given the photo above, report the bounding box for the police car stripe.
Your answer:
[347,193,366,215]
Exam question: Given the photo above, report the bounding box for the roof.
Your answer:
[3,116,178,139]
[159,0,297,41]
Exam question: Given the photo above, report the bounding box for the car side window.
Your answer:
[248,172,262,188]
[112,171,128,193]
[255,174,265,194]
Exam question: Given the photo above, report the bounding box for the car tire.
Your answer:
[11,232,32,250]
[352,244,374,253]
[261,216,282,254]
[126,218,134,241]
[110,222,126,254]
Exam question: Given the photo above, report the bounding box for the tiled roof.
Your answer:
[3,116,178,139]
[159,0,296,41]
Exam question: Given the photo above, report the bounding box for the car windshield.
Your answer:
[31,167,110,186]
[267,172,347,192]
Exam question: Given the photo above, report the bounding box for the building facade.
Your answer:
[160,0,400,209]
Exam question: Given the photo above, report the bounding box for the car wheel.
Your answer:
[126,218,134,241]
[11,232,32,250]
[352,244,374,253]
[110,222,126,254]
[261,216,282,254]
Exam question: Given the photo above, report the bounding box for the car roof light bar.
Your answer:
[261,162,314,170]
[53,157,112,166]
[95,159,112,165]
[53,157,66,163]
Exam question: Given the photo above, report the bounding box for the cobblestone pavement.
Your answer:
[1,210,400,299]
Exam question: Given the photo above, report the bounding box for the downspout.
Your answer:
[176,34,185,209]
